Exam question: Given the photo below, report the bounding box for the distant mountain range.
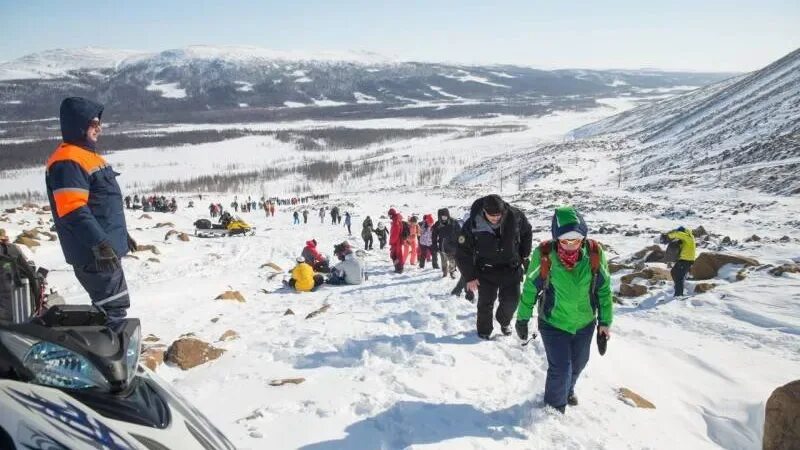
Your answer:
[0,45,734,123]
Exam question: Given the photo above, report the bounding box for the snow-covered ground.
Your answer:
[2,98,798,449]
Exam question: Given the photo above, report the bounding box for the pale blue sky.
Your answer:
[1,0,798,71]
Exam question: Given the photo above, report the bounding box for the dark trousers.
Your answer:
[363,235,373,250]
[418,245,432,268]
[671,260,693,296]
[74,264,130,322]
[476,268,521,335]
[431,248,439,269]
[539,320,595,412]
[451,275,467,295]
[378,237,387,250]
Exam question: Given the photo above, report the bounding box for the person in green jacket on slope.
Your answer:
[515,206,613,413]
[660,226,696,297]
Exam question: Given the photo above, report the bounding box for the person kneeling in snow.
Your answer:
[301,239,330,273]
[288,256,324,292]
[515,206,613,413]
[327,241,366,285]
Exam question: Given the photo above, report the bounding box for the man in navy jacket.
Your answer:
[45,97,136,324]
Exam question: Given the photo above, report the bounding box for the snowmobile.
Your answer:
[0,305,235,450]
[194,213,254,238]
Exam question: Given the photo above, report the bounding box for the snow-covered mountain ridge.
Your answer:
[0,46,734,123]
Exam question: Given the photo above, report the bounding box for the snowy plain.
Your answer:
[1,97,798,450]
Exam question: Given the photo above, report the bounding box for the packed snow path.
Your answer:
[18,189,796,450]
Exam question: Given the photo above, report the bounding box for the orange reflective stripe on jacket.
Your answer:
[52,187,90,218]
[46,143,108,175]
[46,143,109,218]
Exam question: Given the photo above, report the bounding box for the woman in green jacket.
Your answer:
[515,206,613,413]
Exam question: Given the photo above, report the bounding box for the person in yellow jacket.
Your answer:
[661,226,696,297]
[288,256,324,292]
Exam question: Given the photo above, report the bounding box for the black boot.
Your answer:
[568,393,578,406]
[500,325,512,336]
[477,332,492,340]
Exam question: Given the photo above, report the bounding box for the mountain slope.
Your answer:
[570,47,800,195]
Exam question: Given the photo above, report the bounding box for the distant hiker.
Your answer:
[302,239,330,273]
[327,241,366,285]
[433,208,460,279]
[404,216,420,266]
[418,214,437,269]
[124,195,131,209]
[374,222,388,250]
[516,206,613,413]
[269,203,275,217]
[456,194,532,339]
[293,211,300,225]
[287,256,324,292]
[45,97,135,326]
[344,212,352,235]
[302,209,309,224]
[231,201,238,213]
[330,206,338,224]
[133,194,140,205]
[661,226,696,297]
[319,207,326,224]
[388,208,406,273]
[362,216,375,250]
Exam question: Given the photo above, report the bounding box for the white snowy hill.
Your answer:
[570,47,800,195]
[0,47,145,80]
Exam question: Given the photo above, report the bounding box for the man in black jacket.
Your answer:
[457,194,532,339]
[432,208,460,279]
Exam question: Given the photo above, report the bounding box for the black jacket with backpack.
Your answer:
[456,197,532,282]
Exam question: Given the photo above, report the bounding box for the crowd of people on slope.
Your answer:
[4,96,703,419]
[125,194,178,213]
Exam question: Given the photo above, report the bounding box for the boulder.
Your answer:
[693,283,717,294]
[14,236,40,248]
[608,262,631,274]
[135,244,161,255]
[143,334,161,343]
[764,380,800,450]
[691,252,760,280]
[216,291,246,303]
[165,338,225,370]
[41,205,51,212]
[178,232,190,242]
[155,222,175,228]
[631,245,662,262]
[261,262,284,272]
[744,234,761,243]
[4,208,17,214]
[147,258,160,263]
[140,346,167,371]
[38,231,57,241]
[139,214,152,220]
[779,235,791,243]
[305,304,331,319]
[618,387,656,409]
[644,247,665,263]
[621,267,672,284]
[218,330,240,342]
[21,229,41,240]
[284,308,295,316]
[269,378,305,387]
[692,226,708,237]
[769,264,800,277]
[619,283,648,297]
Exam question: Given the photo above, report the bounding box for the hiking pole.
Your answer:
[521,332,538,346]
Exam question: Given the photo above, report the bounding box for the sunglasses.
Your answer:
[558,238,583,245]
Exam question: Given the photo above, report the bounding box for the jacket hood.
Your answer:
[60,97,104,150]
[437,208,450,219]
[469,195,510,221]
[305,240,317,248]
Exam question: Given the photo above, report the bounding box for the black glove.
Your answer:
[659,233,669,244]
[515,320,529,340]
[127,233,138,253]
[93,241,120,272]
[522,258,530,272]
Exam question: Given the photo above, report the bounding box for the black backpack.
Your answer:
[401,221,411,240]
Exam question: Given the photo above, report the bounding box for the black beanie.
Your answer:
[482,195,506,215]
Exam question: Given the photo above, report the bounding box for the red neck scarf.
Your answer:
[557,244,581,270]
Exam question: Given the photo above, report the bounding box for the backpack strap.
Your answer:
[586,239,602,274]
[538,240,553,281]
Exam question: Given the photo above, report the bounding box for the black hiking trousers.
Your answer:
[671,259,693,296]
[476,266,523,335]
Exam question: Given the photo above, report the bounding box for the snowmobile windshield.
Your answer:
[0,305,141,393]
